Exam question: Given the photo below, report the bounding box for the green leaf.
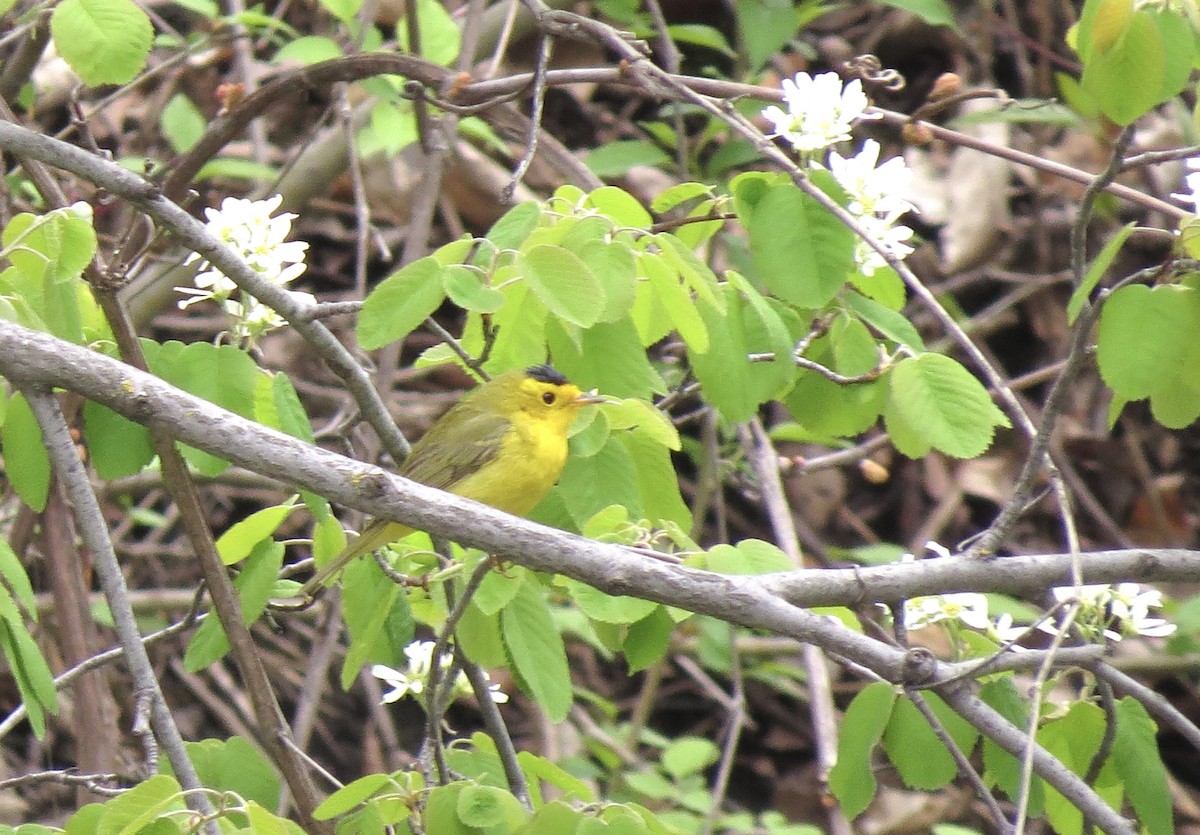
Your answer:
[829,681,896,817]
[1038,701,1110,835]
[179,737,280,811]
[215,497,299,565]
[736,0,802,71]
[560,577,658,624]
[1068,222,1136,323]
[651,183,712,214]
[843,291,925,350]
[472,564,524,617]
[184,539,283,670]
[0,615,58,738]
[882,697,958,789]
[425,784,474,835]
[579,238,638,323]
[314,774,395,820]
[557,434,640,525]
[160,94,206,154]
[1081,8,1166,125]
[2,393,50,512]
[359,257,446,350]
[51,0,152,85]
[96,774,185,835]
[316,0,361,24]
[884,354,1011,458]
[396,0,460,66]
[273,35,344,65]
[706,539,793,574]
[501,576,572,722]
[586,186,653,228]
[663,737,720,780]
[623,606,673,673]
[485,203,540,253]
[641,252,708,352]
[665,23,735,57]
[621,431,692,529]
[585,141,671,177]
[1113,698,1172,835]
[520,245,604,327]
[455,785,525,829]
[603,398,679,450]
[1097,284,1200,400]
[82,401,155,480]
[0,540,37,617]
[442,265,504,313]
[554,321,660,403]
[747,183,856,308]
[876,0,961,31]
[980,677,1043,814]
[341,555,413,689]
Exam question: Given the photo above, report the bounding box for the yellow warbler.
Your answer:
[300,365,602,597]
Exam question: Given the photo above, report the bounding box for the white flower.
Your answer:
[905,592,989,630]
[371,641,508,705]
[1044,583,1175,641]
[989,613,1030,645]
[761,72,874,153]
[826,139,918,275]
[175,194,309,344]
[1171,158,1200,211]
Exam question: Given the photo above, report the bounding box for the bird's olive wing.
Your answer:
[398,404,511,492]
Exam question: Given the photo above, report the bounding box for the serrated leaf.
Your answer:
[980,677,1044,815]
[358,257,446,350]
[883,697,958,789]
[1113,698,1172,835]
[1082,9,1165,125]
[51,0,152,86]
[843,291,925,350]
[829,681,896,817]
[884,354,1010,459]
[1097,284,1200,404]
[520,245,604,327]
[748,183,856,308]
[641,252,708,352]
[501,577,572,722]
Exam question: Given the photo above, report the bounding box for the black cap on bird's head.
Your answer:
[525,364,569,386]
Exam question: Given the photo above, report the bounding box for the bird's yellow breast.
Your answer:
[448,408,570,517]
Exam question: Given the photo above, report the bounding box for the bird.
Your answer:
[297,365,603,599]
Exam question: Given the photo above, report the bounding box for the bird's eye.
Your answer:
[542,391,556,405]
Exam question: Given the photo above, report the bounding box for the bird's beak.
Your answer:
[575,390,608,406]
